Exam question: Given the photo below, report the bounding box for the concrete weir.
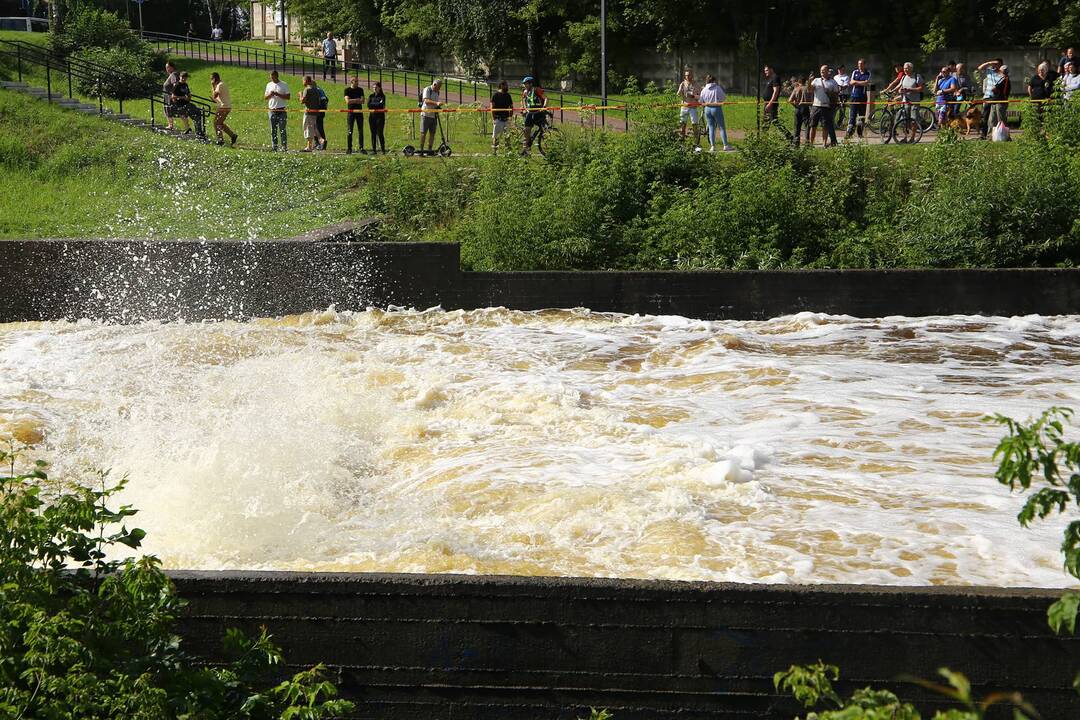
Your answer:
[3,237,1080,716]
[0,239,1078,320]
[171,571,1080,718]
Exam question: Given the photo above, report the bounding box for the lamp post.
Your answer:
[600,0,606,124]
[280,0,286,65]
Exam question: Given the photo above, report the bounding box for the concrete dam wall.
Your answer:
[171,571,1080,719]
[1,240,1078,321]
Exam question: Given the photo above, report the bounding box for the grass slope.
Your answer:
[0,88,373,238]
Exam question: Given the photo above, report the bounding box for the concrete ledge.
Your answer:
[1,240,1079,321]
[170,571,1080,719]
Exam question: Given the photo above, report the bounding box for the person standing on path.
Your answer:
[846,58,871,138]
[955,63,974,111]
[210,72,238,146]
[520,76,548,154]
[322,32,338,82]
[977,58,1004,139]
[809,64,839,147]
[264,70,290,151]
[789,73,813,146]
[300,76,325,152]
[698,74,732,152]
[677,70,699,142]
[762,65,787,136]
[420,78,442,153]
[344,76,365,154]
[368,81,387,153]
[1063,61,1080,101]
[489,80,513,153]
[162,62,179,131]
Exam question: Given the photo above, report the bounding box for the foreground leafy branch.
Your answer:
[0,445,354,719]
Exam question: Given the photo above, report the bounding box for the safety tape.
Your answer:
[222,97,1059,114]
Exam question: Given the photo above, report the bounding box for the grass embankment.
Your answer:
[0,89,372,238]
[3,75,1078,275]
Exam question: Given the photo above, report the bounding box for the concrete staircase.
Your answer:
[0,80,205,139]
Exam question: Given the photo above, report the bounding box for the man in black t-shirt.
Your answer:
[761,65,786,135]
[490,80,513,153]
[344,77,365,154]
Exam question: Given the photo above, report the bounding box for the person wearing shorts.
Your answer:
[420,79,442,152]
[677,70,698,140]
[210,72,237,146]
[300,76,324,152]
[809,64,839,147]
[490,80,513,152]
[162,62,179,131]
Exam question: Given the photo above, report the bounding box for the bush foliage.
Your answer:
[359,99,1080,272]
[49,8,164,101]
[0,447,353,719]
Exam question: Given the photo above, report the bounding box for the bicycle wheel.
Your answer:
[879,110,895,143]
[864,107,884,136]
[914,105,935,132]
[892,115,924,144]
[537,125,562,156]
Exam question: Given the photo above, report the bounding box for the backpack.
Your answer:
[316,86,328,109]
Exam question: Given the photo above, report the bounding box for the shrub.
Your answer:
[72,46,164,102]
[50,8,144,57]
[0,447,354,719]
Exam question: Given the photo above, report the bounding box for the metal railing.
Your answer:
[140,30,623,130]
[0,38,216,135]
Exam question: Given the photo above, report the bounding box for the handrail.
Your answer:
[0,38,215,134]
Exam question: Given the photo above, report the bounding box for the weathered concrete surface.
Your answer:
[1,240,1078,321]
[171,571,1080,719]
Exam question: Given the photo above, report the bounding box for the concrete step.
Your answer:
[0,81,30,90]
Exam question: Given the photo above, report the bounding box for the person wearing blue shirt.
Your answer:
[845,58,871,138]
[322,32,338,82]
[934,66,958,126]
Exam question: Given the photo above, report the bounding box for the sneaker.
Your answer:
[722,145,735,152]
[215,139,224,146]
[301,147,312,152]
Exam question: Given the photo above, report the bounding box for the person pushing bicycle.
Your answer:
[520,76,548,155]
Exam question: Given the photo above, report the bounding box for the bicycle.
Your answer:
[523,110,561,156]
[890,101,925,144]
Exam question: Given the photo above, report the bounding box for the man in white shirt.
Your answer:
[264,70,291,151]
[810,64,839,147]
[420,79,442,153]
[322,32,338,82]
[677,70,698,142]
[834,64,851,100]
[211,26,223,41]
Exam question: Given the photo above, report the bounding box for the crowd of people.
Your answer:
[159,61,554,154]
[159,46,1078,153]
[679,47,1079,148]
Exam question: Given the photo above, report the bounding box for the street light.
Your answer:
[600,0,606,122]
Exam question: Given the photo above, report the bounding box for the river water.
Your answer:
[1,308,1077,587]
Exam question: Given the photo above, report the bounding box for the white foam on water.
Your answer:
[1,309,1078,587]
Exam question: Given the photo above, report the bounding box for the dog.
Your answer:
[948,105,981,136]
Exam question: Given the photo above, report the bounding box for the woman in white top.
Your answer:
[698,74,733,152]
[1063,61,1080,101]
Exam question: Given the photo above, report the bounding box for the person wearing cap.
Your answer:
[977,58,1005,139]
[420,78,442,153]
[520,76,548,154]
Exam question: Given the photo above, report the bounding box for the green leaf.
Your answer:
[1048,592,1080,635]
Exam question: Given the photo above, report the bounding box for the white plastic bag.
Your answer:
[991,120,1011,142]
